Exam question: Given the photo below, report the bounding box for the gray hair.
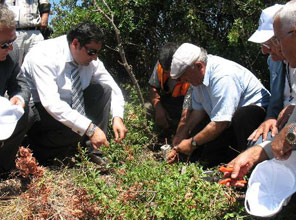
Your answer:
[196,47,208,65]
[0,4,15,29]
[274,1,296,33]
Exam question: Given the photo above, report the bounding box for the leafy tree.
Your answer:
[51,0,287,91]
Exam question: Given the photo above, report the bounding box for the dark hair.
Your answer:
[158,42,179,71]
[66,22,104,47]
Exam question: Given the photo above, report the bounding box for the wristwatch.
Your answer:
[191,137,198,149]
[286,123,296,145]
[86,123,97,138]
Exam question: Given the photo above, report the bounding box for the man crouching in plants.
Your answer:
[166,43,270,167]
[225,0,296,187]
[0,5,33,175]
[22,22,127,165]
[146,42,192,141]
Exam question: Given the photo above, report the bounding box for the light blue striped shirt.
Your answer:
[192,55,270,122]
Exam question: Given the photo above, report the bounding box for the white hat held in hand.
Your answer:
[245,151,296,218]
[248,4,284,43]
[0,96,24,141]
[170,43,201,79]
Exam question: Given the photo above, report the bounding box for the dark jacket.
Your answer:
[0,54,30,103]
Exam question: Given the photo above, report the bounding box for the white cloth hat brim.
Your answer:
[245,151,296,217]
[248,30,274,43]
[0,97,24,140]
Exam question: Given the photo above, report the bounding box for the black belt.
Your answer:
[16,26,39,31]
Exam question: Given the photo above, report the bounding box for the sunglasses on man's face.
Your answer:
[0,40,14,49]
[84,45,100,56]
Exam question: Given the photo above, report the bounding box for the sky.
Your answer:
[50,0,60,4]
[50,0,82,5]
[49,0,58,24]
[49,0,77,24]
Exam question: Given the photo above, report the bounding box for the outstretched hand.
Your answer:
[224,145,268,187]
[166,138,194,164]
[166,148,179,164]
[90,126,110,149]
[248,118,278,143]
[113,117,127,143]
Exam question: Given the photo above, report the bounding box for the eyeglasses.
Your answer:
[270,37,279,47]
[0,41,14,49]
[262,43,270,49]
[274,30,294,46]
[84,45,100,56]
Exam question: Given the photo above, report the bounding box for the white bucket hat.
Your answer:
[248,4,284,43]
[245,151,296,218]
[170,43,201,79]
[0,96,24,141]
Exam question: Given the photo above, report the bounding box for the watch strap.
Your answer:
[86,123,97,137]
[286,123,296,145]
[191,137,198,149]
[288,123,296,134]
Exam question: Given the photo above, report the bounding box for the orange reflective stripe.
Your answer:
[171,82,190,97]
[181,83,190,96]
[157,63,169,90]
[157,63,190,97]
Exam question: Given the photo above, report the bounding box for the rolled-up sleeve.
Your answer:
[39,0,51,13]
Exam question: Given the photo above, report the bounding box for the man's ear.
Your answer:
[72,38,80,49]
[194,61,206,74]
[194,61,204,69]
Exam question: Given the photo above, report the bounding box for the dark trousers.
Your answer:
[27,83,111,164]
[190,105,266,167]
[160,95,184,130]
[0,105,34,173]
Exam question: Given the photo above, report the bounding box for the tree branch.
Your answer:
[93,0,145,108]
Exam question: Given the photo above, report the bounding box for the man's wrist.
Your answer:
[253,145,269,163]
[86,123,97,138]
[112,116,123,124]
[191,137,199,150]
[258,141,273,159]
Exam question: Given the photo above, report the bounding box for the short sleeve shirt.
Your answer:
[192,55,270,122]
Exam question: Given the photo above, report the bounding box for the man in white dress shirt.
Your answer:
[22,22,127,164]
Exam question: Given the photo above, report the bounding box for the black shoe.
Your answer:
[85,141,110,170]
[88,149,109,166]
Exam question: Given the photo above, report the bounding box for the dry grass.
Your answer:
[0,166,109,220]
[0,169,69,219]
[0,147,108,220]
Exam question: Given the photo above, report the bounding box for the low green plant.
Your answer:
[4,86,296,219]
[70,86,250,219]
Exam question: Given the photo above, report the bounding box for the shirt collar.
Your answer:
[202,55,211,86]
[60,35,75,64]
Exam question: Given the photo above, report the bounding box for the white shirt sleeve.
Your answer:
[24,54,91,136]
